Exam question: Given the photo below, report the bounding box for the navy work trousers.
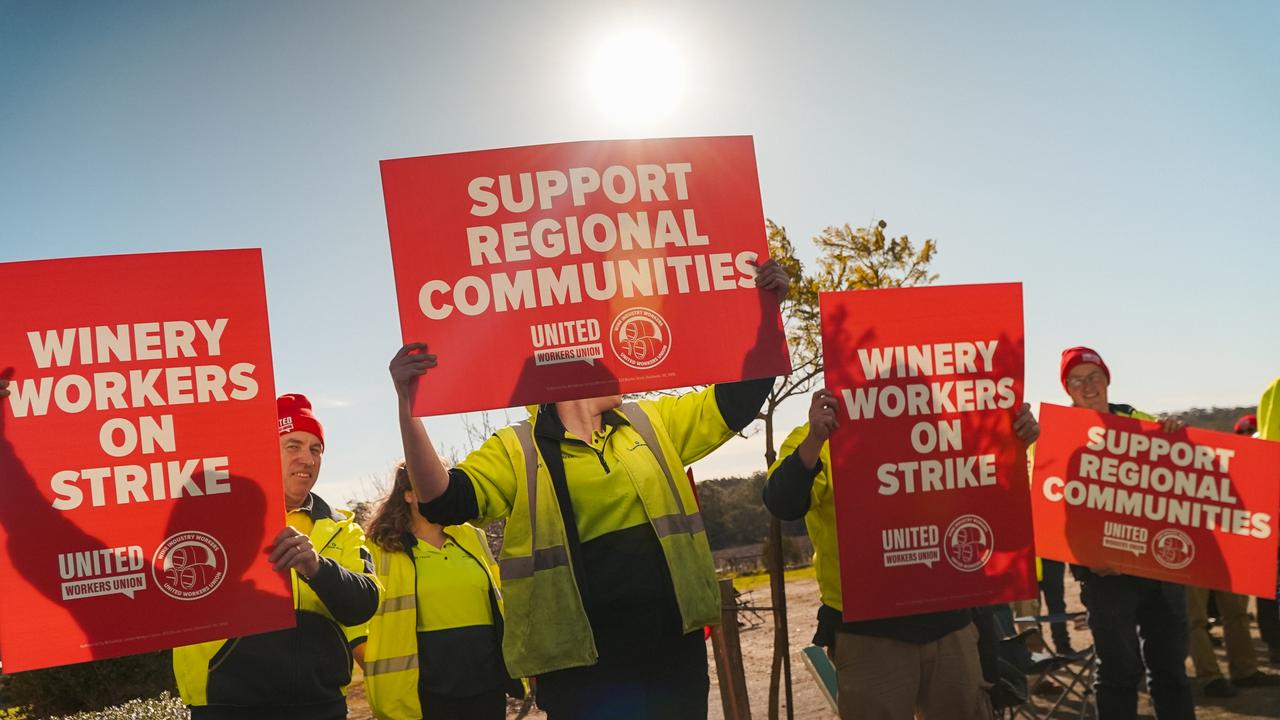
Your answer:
[1081,575,1194,720]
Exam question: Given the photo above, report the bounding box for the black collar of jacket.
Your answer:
[532,403,631,440]
[305,492,342,523]
[399,530,417,556]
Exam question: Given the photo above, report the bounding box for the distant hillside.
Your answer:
[1179,406,1257,433]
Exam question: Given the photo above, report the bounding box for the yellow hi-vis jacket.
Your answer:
[475,399,721,678]
[173,496,380,709]
[360,524,502,720]
[769,424,843,610]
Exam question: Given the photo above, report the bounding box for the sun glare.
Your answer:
[588,28,686,127]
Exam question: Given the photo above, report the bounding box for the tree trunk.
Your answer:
[763,409,793,720]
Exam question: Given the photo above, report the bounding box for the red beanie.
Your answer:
[1060,347,1110,390]
[1234,414,1258,435]
[277,393,324,446]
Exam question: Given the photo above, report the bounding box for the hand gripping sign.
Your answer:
[381,136,792,416]
[821,283,1036,621]
[0,250,293,672]
[1031,404,1280,596]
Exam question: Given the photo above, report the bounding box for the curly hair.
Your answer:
[364,463,415,553]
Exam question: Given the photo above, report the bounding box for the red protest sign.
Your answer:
[821,283,1035,621]
[1031,403,1280,596]
[0,250,293,672]
[381,136,791,416]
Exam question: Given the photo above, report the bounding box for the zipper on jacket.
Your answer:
[563,424,618,473]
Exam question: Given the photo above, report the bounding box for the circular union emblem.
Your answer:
[944,514,994,572]
[1151,528,1195,570]
[609,307,672,370]
[153,531,228,601]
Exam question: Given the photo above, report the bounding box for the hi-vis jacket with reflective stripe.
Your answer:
[483,398,722,678]
[361,524,501,720]
[173,495,380,709]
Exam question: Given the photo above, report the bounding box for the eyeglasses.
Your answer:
[1066,372,1107,390]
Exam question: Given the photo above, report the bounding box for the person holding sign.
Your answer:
[388,259,789,720]
[1057,347,1195,720]
[763,388,1041,719]
[171,394,381,720]
[354,463,522,719]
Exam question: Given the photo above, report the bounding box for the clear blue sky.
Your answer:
[2,1,1276,503]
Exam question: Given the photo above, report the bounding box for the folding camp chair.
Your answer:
[1008,613,1098,719]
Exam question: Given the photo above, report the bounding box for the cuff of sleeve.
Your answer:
[419,469,481,525]
[783,451,823,479]
[301,556,338,586]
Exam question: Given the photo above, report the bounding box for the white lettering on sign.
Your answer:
[26,320,228,369]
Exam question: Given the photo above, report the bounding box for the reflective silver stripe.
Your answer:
[499,545,570,580]
[365,653,418,676]
[652,511,705,538]
[512,420,539,552]
[376,593,415,615]
[620,402,690,518]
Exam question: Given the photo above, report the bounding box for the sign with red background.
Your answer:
[822,283,1035,621]
[1031,403,1280,596]
[0,250,293,672]
[381,136,791,416]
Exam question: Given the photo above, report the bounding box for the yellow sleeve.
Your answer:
[645,386,735,465]
[1260,377,1280,441]
[455,431,520,524]
[338,521,381,643]
[348,541,385,645]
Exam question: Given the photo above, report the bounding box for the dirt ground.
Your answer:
[347,573,1280,719]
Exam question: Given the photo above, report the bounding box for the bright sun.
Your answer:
[588,28,686,127]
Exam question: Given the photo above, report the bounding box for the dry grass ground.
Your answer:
[347,571,1280,719]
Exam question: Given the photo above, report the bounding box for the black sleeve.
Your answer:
[304,547,380,626]
[762,451,820,521]
[418,468,481,526]
[714,377,776,432]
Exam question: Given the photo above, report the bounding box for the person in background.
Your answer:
[1038,558,1074,655]
[389,259,790,720]
[354,463,520,720]
[763,388,1042,719]
[1059,347,1194,720]
[1255,386,1280,663]
[171,394,381,720]
[1184,413,1280,696]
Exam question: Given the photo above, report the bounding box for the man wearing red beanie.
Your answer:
[172,393,381,719]
[1060,347,1195,720]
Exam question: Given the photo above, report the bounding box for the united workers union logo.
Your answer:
[944,514,994,572]
[1151,528,1195,570]
[609,307,672,370]
[152,531,228,601]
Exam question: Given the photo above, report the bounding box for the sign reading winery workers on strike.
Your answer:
[381,136,792,415]
[1031,404,1280,596]
[821,283,1036,621]
[0,250,293,672]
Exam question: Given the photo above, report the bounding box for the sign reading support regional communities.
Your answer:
[0,250,294,672]
[821,283,1035,621]
[1031,403,1280,596]
[381,136,791,415]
